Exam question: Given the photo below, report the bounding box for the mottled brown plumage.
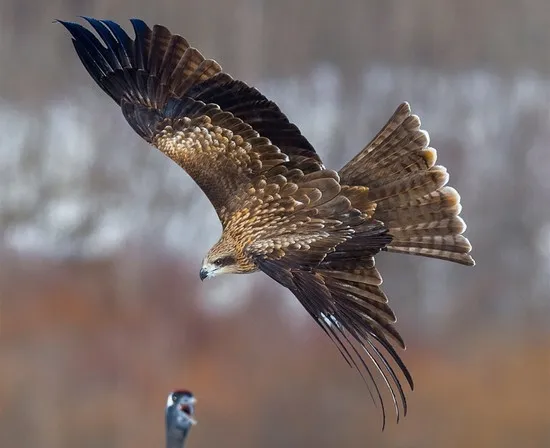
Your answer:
[59,17,475,427]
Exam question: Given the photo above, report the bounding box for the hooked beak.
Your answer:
[199,267,208,281]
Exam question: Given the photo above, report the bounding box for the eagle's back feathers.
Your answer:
[234,167,379,265]
[151,110,289,218]
[59,17,475,428]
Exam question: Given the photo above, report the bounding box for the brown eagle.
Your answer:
[58,17,474,426]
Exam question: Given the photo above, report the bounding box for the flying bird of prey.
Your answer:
[58,17,475,427]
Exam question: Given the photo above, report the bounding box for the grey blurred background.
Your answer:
[1,1,549,447]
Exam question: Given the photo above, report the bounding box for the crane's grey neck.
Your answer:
[165,425,189,448]
[165,405,192,448]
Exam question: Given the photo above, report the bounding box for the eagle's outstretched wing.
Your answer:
[58,17,323,222]
[59,17,420,427]
[257,255,412,424]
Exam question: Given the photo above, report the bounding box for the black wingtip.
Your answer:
[79,16,101,28]
[55,19,88,41]
[129,18,149,37]
[55,19,77,34]
[129,18,148,28]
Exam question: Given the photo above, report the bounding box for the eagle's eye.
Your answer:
[214,256,235,267]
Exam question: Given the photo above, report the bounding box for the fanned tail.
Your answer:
[339,102,474,266]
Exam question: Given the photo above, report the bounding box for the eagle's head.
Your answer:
[200,235,256,280]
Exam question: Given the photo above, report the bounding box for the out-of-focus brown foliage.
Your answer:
[1,253,549,448]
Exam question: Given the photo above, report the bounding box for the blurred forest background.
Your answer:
[1,0,550,447]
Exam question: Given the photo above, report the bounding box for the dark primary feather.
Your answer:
[57,17,327,220]
[255,224,414,428]
[57,17,320,165]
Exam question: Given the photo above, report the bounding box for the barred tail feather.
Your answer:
[339,102,475,266]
